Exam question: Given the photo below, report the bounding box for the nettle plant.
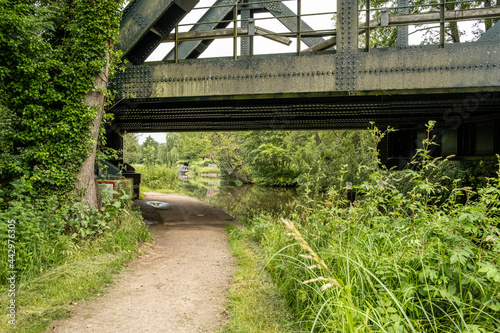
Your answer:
[264,122,500,332]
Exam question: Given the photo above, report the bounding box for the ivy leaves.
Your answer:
[0,0,124,203]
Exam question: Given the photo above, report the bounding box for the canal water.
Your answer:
[178,175,298,224]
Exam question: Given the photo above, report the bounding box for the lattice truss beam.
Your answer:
[112,0,500,132]
[118,0,325,64]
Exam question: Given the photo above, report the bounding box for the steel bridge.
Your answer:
[108,0,500,163]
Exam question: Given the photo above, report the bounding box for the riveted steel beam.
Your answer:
[163,27,291,45]
[336,0,359,92]
[109,40,500,133]
[163,0,239,60]
[397,0,409,47]
[110,41,500,100]
[163,0,325,60]
[110,91,500,133]
[118,0,199,65]
[241,2,253,56]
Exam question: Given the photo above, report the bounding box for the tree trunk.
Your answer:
[313,131,322,146]
[229,168,251,184]
[74,51,110,209]
[448,21,460,43]
[485,0,493,31]
[445,3,461,43]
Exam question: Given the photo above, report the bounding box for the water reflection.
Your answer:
[180,175,297,223]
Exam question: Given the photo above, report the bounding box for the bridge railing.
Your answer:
[165,0,337,61]
[158,0,500,61]
[358,0,500,50]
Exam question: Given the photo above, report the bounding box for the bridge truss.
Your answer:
[109,0,500,162]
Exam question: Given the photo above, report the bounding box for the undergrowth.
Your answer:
[0,193,151,332]
[249,122,500,332]
[133,164,180,192]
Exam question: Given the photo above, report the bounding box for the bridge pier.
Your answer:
[382,120,500,169]
[105,126,123,153]
[100,127,142,199]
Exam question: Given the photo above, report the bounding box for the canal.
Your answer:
[178,175,298,224]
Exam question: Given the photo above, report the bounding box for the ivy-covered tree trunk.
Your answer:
[75,51,110,209]
[0,0,123,209]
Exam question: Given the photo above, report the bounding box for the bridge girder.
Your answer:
[162,0,325,60]
[118,0,200,65]
[110,41,500,131]
[111,0,500,159]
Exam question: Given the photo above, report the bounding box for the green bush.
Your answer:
[0,188,138,282]
[249,124,500,332]
[133,164,180,192]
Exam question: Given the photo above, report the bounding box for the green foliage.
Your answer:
[246,123,500,332]
[0,210,150,332]
[221,224,299,333]
[187,158,221,175]
[202,132,253,184]
[177,130,373,189]
[241,131,301,186]
[0,187,135,281]
[133,164,180,192]
[0,0,124,203]
[157,133,182,167]
[123,133,142,164]
[140,136,159,166]
[0,0,128,287]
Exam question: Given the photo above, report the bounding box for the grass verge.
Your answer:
[0,210,151,333]
[220,224,302,333]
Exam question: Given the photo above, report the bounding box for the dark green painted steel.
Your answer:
[397,0,409,47]
[111,0,500,140]
[110,41,500,104]
[383,120,500,167]
[262,1,324,48]
[118,0,199,65]
[479,21,500,41]
[109,90,500,132]
[163,0,239,61]
[162,0,324,61]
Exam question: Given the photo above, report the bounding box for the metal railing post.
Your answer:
[234,3,238,59]
[297,0,302,55]
[365,0,370,52]
[175,24,179,63]
[440,0,445,47]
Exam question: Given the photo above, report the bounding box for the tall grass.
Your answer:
[0,210,151,332]
[250,124,500,332]
[220,225,299,333]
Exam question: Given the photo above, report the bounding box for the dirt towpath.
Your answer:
[47,193,239,333]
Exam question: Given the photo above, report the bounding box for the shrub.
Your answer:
[0,188,137,282]
[251,123,500,332]
[133,164,179,192]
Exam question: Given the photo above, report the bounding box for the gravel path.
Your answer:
[47,193,239,333]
